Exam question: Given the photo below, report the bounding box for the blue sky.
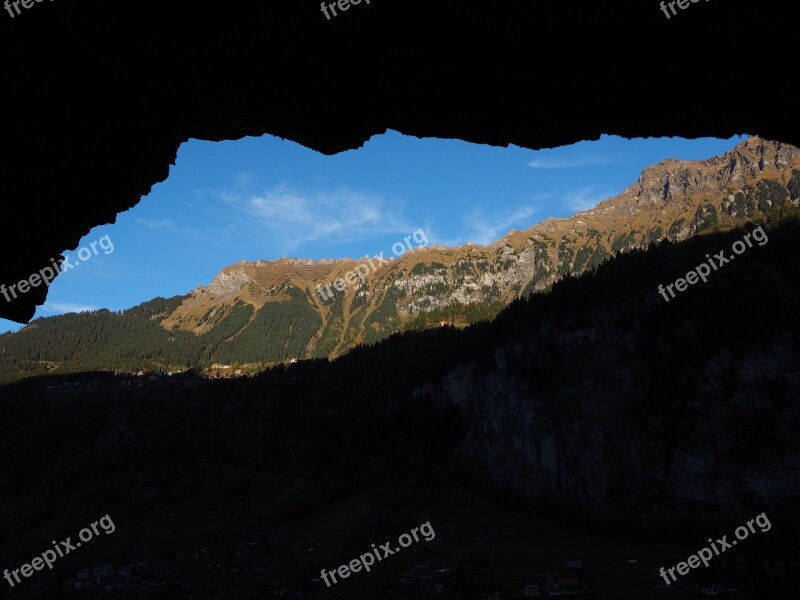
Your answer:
[0,131,748,333]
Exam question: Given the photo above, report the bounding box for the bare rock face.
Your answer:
[415,288,800,531]
[207,268,253,296]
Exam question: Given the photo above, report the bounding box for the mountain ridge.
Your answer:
[163,135,800,349]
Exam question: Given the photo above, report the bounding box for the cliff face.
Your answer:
[411,220,800,529]
[433,342,800,522]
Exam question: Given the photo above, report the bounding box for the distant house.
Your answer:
[472,531,487,543]
[564,560,584,571]
[700,584,726,596]
[73,581,94,590]
[523,583,541,596]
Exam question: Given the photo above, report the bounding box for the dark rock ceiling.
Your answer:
[0,0,794,322]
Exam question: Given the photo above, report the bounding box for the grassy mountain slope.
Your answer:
[160,136,800,359]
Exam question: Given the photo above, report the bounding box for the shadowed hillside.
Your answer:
[0,216,798,598]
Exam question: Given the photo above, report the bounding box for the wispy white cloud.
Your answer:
[133,210,238,258]
[234,171,256,188]
[42,302,100,314]
[133,184,415,258]
[457,205,541,245]
[136,218,176,230]
[529,157,619,169]
[135,218,208,237]
[244,185,412,251]
[564,187,612,212]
